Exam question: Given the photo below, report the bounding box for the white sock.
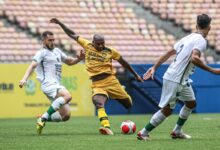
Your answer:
[173,105,192,133]
[50,112,62,122]
[51,97,65,110]
[140,110,166,135]
[179,105,192,119]
[140,128,147,135]
[41,112,49,120]
[173,125,182,133]
[150,110,166,127]
[41,97,65,121]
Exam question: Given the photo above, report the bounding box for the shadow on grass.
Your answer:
[25,132,102,137]
[24,131,131,137]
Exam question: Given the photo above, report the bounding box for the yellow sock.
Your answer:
[98,108,110,128]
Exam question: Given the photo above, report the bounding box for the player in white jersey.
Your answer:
[19,31,84,135]
[137,14,220,140]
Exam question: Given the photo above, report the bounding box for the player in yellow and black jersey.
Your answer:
[51,18,143,135]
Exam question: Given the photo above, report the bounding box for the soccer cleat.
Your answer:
[137,131,150,141]
[99,127,114,135]
[36,117,46,135]
[170,131,191,139]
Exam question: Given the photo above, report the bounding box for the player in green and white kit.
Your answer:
[138,14,220,140]
[19,31,84,134]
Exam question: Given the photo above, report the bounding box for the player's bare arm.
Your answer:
[118,57,143,82]
[191,49,220,74]
[50,18,78,40]
[19,61,38,88]
[64,50,85,65]
[143,49,176,80]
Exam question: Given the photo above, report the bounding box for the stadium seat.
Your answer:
[0,0,215,63]
[134,0,220,56]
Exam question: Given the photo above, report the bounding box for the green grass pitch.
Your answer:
[0,114,220,150]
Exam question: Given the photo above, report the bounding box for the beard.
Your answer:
[46,44,54,50]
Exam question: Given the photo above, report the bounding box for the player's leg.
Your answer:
[114,86,132,109]
[46,104,71,122]
[92,94,113,135]
[41,88,72,122]
[37,85,71,134]
[137,79,178,140]
[91,76,115,135]
[172,101,196,134]
[137,105,173,140]
[48,88,71,122]
[93,94,108,128]
[171,84,196,139]
[105,77,132,109]
[116,98,132,109]
[58,104,71,121]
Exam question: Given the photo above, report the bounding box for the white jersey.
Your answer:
[163,33,207,85]
[32,47,67,84]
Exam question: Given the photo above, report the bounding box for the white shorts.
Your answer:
[159,79,195,109]
[41,82,66,101]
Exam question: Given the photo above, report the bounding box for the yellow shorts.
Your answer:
[91,75,131,101]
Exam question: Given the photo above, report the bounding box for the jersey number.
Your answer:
[174,44,184,62]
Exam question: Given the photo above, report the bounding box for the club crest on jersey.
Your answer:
[102,50,111,54]
[101,52,107,57]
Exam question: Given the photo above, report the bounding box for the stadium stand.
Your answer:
[0,0,177,64]
[0,20,41,63]
[134,0,220,54]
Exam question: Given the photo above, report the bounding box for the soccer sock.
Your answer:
[47,112,62,122]
[143,110,166,135]
[41,97,65,121]
[173,105,192,133]
[98,108,110,128]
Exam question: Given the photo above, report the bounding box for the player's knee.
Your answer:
[64,94,72,103]
[92,95,106,109]
[62,114,71,121]
[185,101,196,109]
[192,101,196,108]
[92,99,104,109]
[161,105,173,117]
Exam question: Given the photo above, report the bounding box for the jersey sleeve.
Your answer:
[32,50,44,64]
[76,36,90,49]
[111,48,121,60]
[192,38,207,53]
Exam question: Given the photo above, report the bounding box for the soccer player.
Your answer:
[137,14,220,140]
[50,18,144,135]
[19,31,85,135]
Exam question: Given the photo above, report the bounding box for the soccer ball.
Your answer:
[120,120,136,134]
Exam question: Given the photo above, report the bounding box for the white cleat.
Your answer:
[137,131,150,141]
[170,131,191,139]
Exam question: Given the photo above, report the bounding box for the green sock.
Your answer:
[41,106,56,121]
[47,106,56,116]
[177,117,187,126]
[145,123,155,132]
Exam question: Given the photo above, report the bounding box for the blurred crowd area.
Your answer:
[0,0,218,64]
